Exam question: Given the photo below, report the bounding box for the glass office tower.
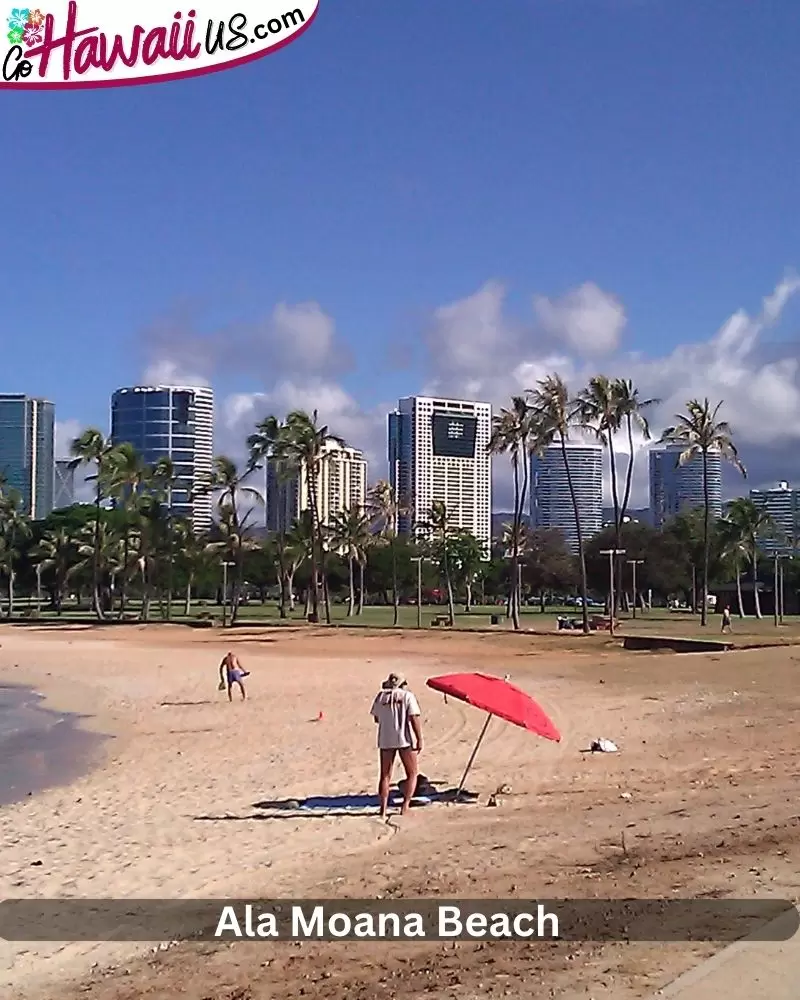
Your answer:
[0,394,55,518]
[110,385,214,532]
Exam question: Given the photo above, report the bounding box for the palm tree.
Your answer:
[723,498,773,619]
[31,527,79,614]
[69,428,115,618]
[487,397,535,629]
[105,442,148,617]
[659,399,745,626]
[0,490,32,616]
[365,481,406,625]
[273,411,344,625]
[449,531,485,611]
[170,518,208,616]
[423,500,456,625]
[247,414,283,529]
[249,414,294,617]
[613,378,659,529]
[198,455,262,624]
[329,505,372,615]
[285,511,314,613]
[527,374,591,633]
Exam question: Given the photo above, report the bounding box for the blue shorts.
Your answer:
[227,669,247,684]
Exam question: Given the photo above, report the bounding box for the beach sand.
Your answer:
[0,623,799,999]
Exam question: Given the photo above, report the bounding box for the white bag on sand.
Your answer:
[591,738,618,753]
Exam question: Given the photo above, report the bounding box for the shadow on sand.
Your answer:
[192,786,479,823]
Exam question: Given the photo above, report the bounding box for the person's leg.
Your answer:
[227,680,233,702]
[235,680,246,700]
[398,747,419,815]
[378,749,395,818]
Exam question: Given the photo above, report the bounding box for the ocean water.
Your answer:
[0,685,107,808]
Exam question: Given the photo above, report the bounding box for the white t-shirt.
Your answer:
[370,688,421,750]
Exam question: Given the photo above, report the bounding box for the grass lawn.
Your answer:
[11,599,800,646]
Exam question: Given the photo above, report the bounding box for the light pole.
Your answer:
[773,553,786,626]
[599,549,625,636]
[222,559,235,627]
[779,556,785,623]
[411,557,423,628]
[627,559,644,619]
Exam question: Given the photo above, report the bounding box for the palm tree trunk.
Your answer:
[277,533,288,618]
[390,534,399,626]
[287,569,296,611]
[184,577,193,616]
[7,571,14,618]
[752,551,762,618]
[444,553,455,625]
[560,431,590,634]
[466,578,473,611]
[701,448,710,627]
[510,450,521,631]
[119,527,129,618]
[736,567,745,618]
[347,555,355,616]
[608,433,621,620]
[620,415,636,524]
[306,466,322,621]
[92,491,103,620]
[358,560,365,615]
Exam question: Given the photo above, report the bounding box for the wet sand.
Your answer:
[0,684,108,808]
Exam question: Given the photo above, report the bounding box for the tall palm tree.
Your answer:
[723,498,773,619]
[105,442,148,617]
[487,397,536,630]
[576,376,622,616]
[247,414,283,530]
[69,428,115,618]
[329,505,372,616]
[614,378,659,528]
[423,500,456,625]
[248,414,292,616]
[365,480,406,625]
[0,490,32,617]
[659,399,745,626]
[273,411,344,625]
[199,456,262,625]
[527,374,591,633]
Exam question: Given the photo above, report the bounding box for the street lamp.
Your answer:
[599,549,625,636]
[627,559,644,619]
[222,559,235,627]
[410,557,423,628]
[773,553,786,626]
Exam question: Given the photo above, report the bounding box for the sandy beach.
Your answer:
[1,623,799,1000]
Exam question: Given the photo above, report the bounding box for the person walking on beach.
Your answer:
[721,605,732,633]
[218,651,249,701]
[370,672,422,819]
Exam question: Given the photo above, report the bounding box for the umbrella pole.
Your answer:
[456,713,493,797]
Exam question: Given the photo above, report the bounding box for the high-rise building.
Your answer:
[649,443,722,529]
[110,385,214,533]
[388,396,492,555]
[266,437,367,531]
[749,481,800,556]
[54,459,76,509]
[0,394,55,518]
[530,443,603,553]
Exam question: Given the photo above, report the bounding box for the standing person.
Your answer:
[370,673,423,819]
[721,605,732,633]
[218,651,250,701]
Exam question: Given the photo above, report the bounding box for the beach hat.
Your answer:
[384,672,407,689]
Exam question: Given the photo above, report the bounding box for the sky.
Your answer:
[1,0,799,511]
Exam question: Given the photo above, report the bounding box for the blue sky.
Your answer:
[1,0,799,503]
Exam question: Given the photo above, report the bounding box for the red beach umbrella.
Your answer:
[426,672,560,795]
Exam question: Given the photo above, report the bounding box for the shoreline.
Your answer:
[0,682,111,808]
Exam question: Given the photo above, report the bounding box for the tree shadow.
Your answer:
[159,700,215,707]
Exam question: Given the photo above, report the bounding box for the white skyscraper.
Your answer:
[530,443,603,553]
[110,384,214,533]
[266,437,367,531]
[388,395,492,555]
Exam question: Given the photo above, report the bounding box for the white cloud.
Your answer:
[143,359,210,387]
[533,282,627,356]
[54,418,82,460]
[129,271,800,514]
[218,379,389,493]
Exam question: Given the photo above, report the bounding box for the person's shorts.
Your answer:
[228,670,247,684]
